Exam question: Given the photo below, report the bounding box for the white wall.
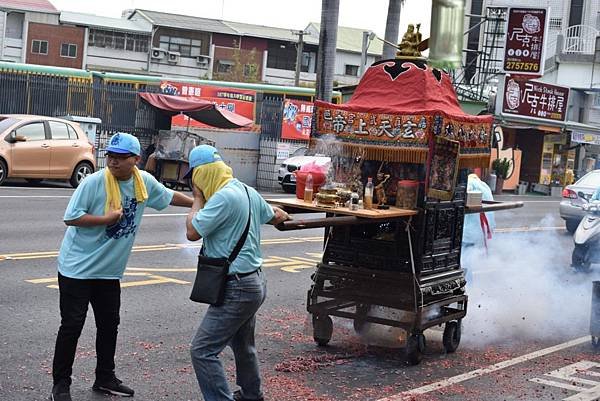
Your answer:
[149,57,210,79]
[3,37,22,62]
[263,67,316,86]
[334,50,376,85]
[0,11,5,60]
[86,47,148,72]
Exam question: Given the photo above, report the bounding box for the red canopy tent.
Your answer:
[312,59,493,168]
[139,93,253,129]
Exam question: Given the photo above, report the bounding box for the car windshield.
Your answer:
[0,117,18,133]
[577,171,600,187]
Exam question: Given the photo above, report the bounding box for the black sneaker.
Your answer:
[233,389,264,401]
[51,382,72,401]
[92,377,134,397]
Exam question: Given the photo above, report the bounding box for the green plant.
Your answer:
[492,158,511,179]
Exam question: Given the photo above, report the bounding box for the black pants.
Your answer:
[52,273,121,386]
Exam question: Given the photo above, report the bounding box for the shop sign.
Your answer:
[502,7,548,76]
[572,131,600,146]
[159,81,256,129]
[281,99,313,141]
[501,78,569,122]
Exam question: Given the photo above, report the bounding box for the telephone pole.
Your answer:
[293,30,306,87]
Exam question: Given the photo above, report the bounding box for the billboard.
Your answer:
[159,81,256,129]
[502,7,548,76]
[280,99,313,141]
[501,77,569,122]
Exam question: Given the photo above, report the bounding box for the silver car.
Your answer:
[560,170,600,233]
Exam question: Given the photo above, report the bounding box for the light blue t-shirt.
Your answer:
[58,169,174,279]
[192,179,274,275]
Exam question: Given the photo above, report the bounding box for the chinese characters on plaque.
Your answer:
[502,7,548,76]
[502,78,569,122]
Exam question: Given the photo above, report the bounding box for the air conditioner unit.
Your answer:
[151,48,166,60]
[196,55,211,68]
[167,51,180,64]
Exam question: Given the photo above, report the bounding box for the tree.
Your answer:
[315,0,339,102]
[213,40,261,83]
[382,0,404,59]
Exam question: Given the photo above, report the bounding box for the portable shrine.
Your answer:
[268,54,522,364]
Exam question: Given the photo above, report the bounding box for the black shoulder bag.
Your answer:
[189,186,251,306]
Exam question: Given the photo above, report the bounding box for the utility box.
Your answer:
[60,115,102,145]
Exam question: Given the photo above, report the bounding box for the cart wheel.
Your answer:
[592,336,600,349]
[406,333,426,365]
[353,304,371,333]
[312,314,333,346]
[443,320,462,353]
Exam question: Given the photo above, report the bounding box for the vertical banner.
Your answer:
[159,81,256,129]
[281,99,313,141]
[502,7,548,76]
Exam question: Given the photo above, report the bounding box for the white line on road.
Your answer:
[377,336,589,401]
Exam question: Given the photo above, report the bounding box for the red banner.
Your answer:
[502,7,548,76]
[281,99,313,140]
[159,81,256,129]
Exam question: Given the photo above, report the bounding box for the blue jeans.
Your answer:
[191,270,266,401]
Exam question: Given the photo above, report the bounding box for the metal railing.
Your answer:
[563,25,599,55]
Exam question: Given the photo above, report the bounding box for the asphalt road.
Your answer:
[1,181,600,401]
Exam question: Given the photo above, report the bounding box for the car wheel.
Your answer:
[0,159,6,186]
[566,220,579,234]
[70,162,94,188]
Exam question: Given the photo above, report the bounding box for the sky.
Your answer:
[50,0,432,40]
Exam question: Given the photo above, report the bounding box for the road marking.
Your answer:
[26,271,190,289]
[378,336,589,401]
[495,226,565,233]
[529,361,600,401]
[0,237,324,262]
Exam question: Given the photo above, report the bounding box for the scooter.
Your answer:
[572,194,600,271]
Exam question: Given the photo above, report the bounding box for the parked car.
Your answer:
[0,115,96,188]
[277,147,331,193]
[560,169,600,233]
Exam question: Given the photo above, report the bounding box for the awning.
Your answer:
[139,92,253,129]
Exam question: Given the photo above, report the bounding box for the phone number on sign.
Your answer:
[505,61,540,72]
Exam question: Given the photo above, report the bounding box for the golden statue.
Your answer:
[397,23,424,58]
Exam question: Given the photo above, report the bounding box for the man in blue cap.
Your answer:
[183,144,289,401]
[50,133,193,401]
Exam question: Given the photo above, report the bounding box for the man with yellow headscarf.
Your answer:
[184,144,288,401]
[50,133,193,401]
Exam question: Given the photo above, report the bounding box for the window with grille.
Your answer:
[31,40,48,55]
[158,35,202,57]
[88,29,149,53]
[549,18,562,30]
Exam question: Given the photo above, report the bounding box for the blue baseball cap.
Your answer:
[105,132,141,156]
[184,144,223,178]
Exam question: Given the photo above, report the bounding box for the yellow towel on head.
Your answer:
[104,167,148,213]
[192,160,233,200]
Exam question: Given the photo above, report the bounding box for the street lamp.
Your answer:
[360,31,377,76]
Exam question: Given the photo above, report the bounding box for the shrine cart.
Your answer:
[149,130,213,190]
[267,57,523,365]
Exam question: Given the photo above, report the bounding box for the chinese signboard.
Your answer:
[281,99,313,140]
[572,131,600,145]
[159,81,256,129]
[502,7,548,76]
[501,78,569,122]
